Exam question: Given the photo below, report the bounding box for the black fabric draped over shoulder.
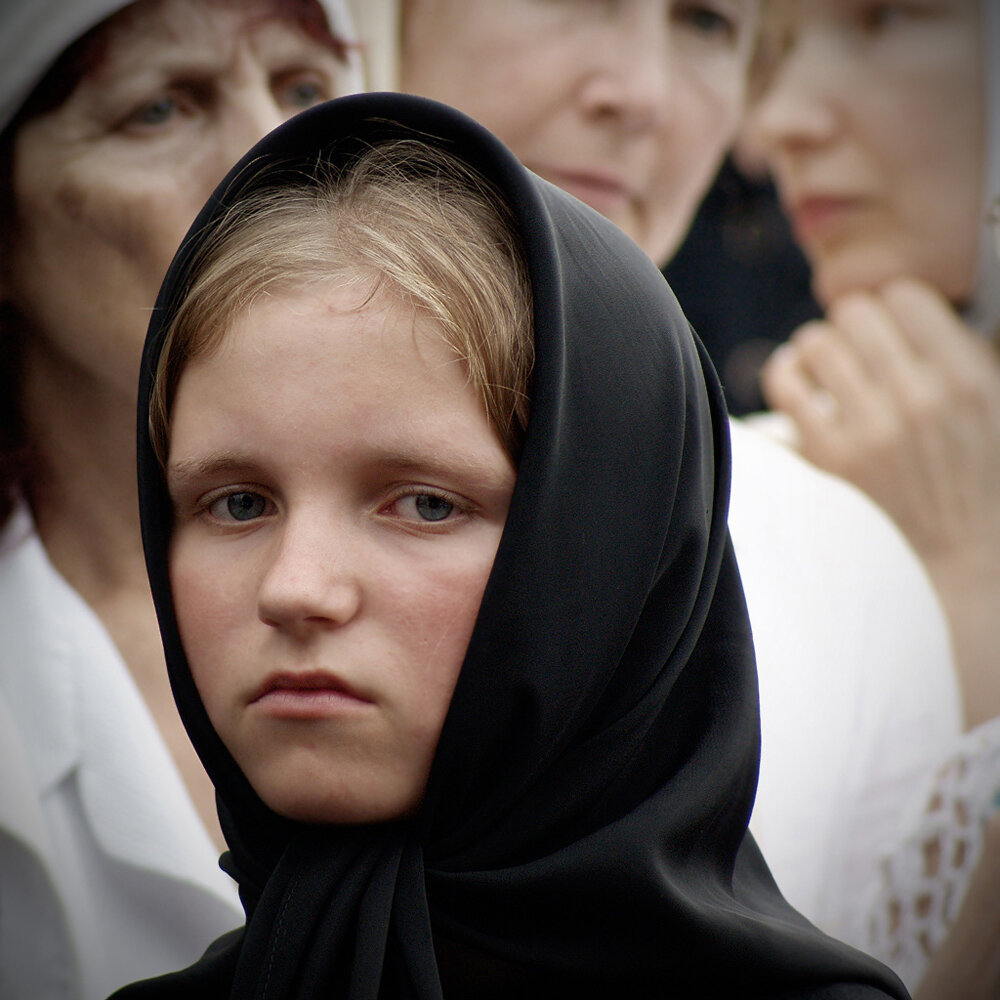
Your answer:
[116,94,906,1000]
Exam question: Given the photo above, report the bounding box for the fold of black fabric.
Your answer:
[116,93,907,1000]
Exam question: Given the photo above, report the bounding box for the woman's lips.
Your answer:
[540,165,633,214]
[788,195,859,244]
[250,671,372,720]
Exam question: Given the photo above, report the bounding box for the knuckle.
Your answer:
[895,373,946,431]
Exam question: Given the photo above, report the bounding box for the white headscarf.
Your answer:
[968,0,1000,339]
[0,0,363,133]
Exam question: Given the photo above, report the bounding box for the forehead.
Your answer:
[99,0,338,65]
[169,282,491,458]
[8,0,344,126]
[115,0,335,42]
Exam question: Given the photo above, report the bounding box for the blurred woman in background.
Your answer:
[751,2,1000,992]
[0,1,361,995]
[754,0,1000,730]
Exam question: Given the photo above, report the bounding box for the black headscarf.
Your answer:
[117,94,906,1000]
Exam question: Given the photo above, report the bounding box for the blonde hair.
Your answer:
[150,137,533,464]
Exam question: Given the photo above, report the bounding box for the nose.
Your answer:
[257,510,362,634]
[751,35,840,153]
[578,8,672,133]
[217,84,288,167]
[210,42,295,175]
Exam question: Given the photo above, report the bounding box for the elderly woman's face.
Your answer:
[400,0,760,267]
[3,0,352,403]
[751,0,984,306]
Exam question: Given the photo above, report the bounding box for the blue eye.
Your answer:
[676,4,737,40]
[859,2,923,33]
[283,79,324,108]
[130,96,177,127]
[275,72,332,112]
[414,494,454,522]
[225,492,267,521]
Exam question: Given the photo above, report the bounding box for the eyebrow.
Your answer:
[166,447,514,493]
[94,17,348,94]
[166,454,267,494]
[370,449,515,488]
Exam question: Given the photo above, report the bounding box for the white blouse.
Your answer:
[863,717,1000,991]
[729,419,963,944]
[0,506,242,1000]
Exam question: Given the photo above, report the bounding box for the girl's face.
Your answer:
[3,0,353,406]
[167,281,515,824]
[751,0,984,306]
[400,0,760,267]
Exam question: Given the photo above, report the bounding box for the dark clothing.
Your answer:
[116,94,907,1000]
[665,156,822,415]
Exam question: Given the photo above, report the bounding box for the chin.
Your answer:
[811,250,902,306]
[645,217,694,271]
[258,781,423,826]
[811,242,976,308]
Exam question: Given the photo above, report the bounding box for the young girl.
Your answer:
[117,92,905,998]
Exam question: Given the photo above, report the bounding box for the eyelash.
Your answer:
[117,70,333,134]
[380,486,473,528]
[191,485,473,529]
[673,3,739,42]
[201,487,275,525]
[860,3,904,30]
[855,1,932,34]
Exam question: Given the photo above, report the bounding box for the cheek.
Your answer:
[822,86,981,297]
[645,73,745,261]
[169,540,247,712]
[8,156,216,399]
[895,118,982,293]
[405,569,489,674]
[903,171,981,299]
[678,62,745,161]
[396,551,498,722]
[401,2,566,144]
[9,164,195,351]
[13,121,211,285]
[52,168,195,279]
[414,50,539,144]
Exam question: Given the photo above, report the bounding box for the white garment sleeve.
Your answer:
[862,718,1000,991]
[728,418,962,944]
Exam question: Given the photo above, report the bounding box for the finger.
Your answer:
[787,320,884,420]
[761,338,846,438]
[881,277,982,368]
[762,341,827,414]
[882,277,1000,416]
[826,290,918,384]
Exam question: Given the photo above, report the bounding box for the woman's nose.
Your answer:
[256,512,363,634]
[579,11,672,134]
[218,86,289,165]
[751,39,841,153]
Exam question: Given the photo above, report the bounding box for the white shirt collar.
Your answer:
[0,504,240,907]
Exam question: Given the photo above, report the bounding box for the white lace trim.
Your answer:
[864,717,1000,990]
